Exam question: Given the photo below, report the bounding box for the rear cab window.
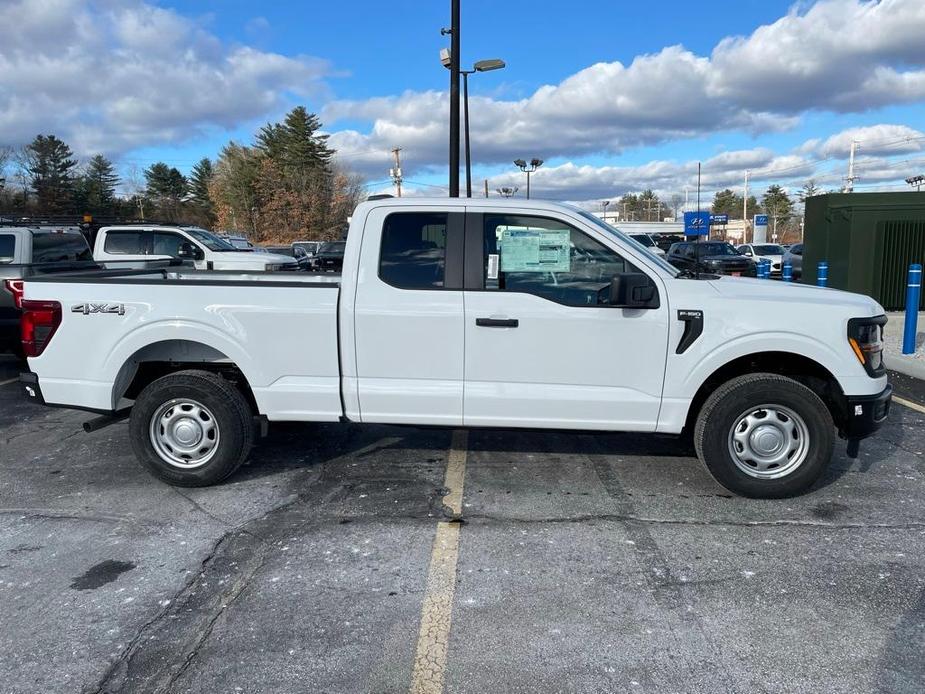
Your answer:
[104,230,150,255]
[31,232,92,263]
[379,213,448,289]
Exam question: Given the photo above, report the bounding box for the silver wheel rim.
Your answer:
[149,398,220,469]
[727,404,810,479]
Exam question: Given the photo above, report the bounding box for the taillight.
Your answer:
[21,300,62,358]
[3,279,24,309]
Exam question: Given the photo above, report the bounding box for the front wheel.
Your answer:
[694,373,834,498]
[129,370,254,486]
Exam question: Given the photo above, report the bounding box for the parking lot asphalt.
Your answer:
[1,355,924,694]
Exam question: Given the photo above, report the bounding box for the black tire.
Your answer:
[129,370,253,487]
[694,373,834,498]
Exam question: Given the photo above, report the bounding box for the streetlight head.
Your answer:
[474,58,505,72]
[439,48,451,69]
[531,158,544,168]
[514,159,527,169]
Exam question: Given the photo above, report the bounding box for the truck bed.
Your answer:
[23,268,344,420]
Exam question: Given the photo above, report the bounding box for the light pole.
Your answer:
[514,158,543,199]
[442,53,505,198]
[907,175,925,192]
[439,0,460,197]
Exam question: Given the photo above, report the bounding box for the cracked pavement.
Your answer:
[1,354,924,693]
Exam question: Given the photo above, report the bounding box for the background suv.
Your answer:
[667,241,757,277]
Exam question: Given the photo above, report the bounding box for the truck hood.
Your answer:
[708,276,883,316]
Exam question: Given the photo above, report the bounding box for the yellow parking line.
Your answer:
[894,395,925,415]
[409,429,468,694]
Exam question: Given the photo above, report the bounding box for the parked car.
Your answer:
[263,245,313,270]
[654,233,684,252]
[667,241,757,277]
[308,241,346,272]
[18,198,890,498]
[1,226,97,354]
[218,234,255,250]
[738,243,785,277]
[292,241,322,258]
[783,243,804,280]
[628,233,666,256]
[94,225,298,272]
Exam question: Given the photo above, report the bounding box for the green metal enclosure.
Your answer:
[803,192,925,310]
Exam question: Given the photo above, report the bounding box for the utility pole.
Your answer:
[743,170,749,243]
[844,140,859,192]
[447,0,461,197]
[484,179,489,197]
[389,147,403,198]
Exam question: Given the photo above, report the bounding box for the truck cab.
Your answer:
[94,225,298,271]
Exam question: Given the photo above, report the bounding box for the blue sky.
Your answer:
[2,0,924,202]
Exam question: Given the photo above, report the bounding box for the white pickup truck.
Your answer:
[19,198,891,498]
[93,224,298,272]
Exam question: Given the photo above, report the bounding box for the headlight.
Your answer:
[847,316,886,376]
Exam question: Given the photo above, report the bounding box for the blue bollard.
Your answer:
[782,262,792,282]
[903,263,922,355]
[762,259,772,278]
[817,261,828,287]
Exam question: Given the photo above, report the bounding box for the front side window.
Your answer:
[0,234,14,263]
[152,232,187,257]
[482,215,637,306]
[379,213,447,289]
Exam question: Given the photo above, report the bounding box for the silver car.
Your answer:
[782,243,804,280]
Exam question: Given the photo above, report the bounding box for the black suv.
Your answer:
[666,241,757,277]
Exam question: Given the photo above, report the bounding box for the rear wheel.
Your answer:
[129,370,253,486]
[694,373,834,498]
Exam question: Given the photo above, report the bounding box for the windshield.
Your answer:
[629,233,655,247]
[185,228,237,252]
[701,242,741,256]
[319,242,346,254]
[754,244,784,255]
[573,209,678,275]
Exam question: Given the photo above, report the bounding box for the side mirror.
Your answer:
[178,242,202,260]
[610,273,659,309]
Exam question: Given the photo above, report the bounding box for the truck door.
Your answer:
[462,210,669,431]
[353,207,465,425]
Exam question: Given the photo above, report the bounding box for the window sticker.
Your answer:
[500,229,570,272]
[487,253,499,279]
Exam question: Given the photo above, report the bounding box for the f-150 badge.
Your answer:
[71,303,125,315]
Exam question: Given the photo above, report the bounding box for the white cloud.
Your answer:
[328,0,925,178]
[0,0,331,156]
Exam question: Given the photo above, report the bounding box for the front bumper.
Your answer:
[841,384,892,440]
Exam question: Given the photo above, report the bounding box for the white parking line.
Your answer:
[0,377,19,387]
[894,395,925,415]
[409,429,468,694]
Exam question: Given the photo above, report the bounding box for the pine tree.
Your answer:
[281,106,333,173]
[27,134,77,213]
[82,154,119,213]
[145,162,188,221]
[189,158,216,226]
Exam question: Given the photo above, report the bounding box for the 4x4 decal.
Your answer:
[71,303,125,316]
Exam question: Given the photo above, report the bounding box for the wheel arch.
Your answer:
[112,339,258,412]
[683,351,845,434]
